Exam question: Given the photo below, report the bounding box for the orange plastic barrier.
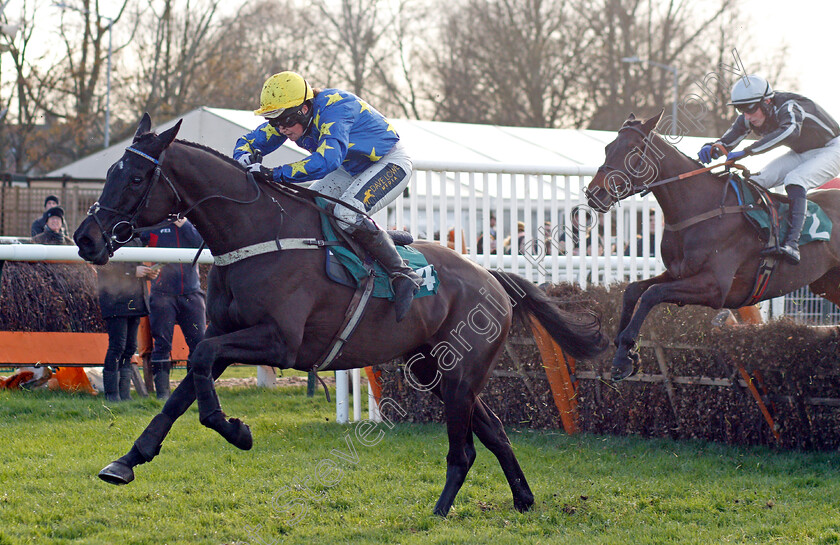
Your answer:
[0,331,109,365]
[529,316,579,434]
[48,366,97,394]
[364,366,383,405]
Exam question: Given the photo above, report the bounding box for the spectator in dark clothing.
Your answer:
[96,239,158,402]
[140,218,206,399]
[31,195,61,237]
[31,206,73,245]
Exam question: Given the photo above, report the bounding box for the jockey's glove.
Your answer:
[726,149,747,162]
[237,150,263,167]
[248,163,274,183]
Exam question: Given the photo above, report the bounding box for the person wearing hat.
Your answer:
[232,71,422,322]
[698,75,840,264]
[30,195,62,237]
[31,206,73,245]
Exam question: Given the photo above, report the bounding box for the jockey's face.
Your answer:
[741,100,768,128]
[272,103,309,142]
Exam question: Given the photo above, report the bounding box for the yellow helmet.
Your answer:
[254,71,314,117]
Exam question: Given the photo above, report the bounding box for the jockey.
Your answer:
[233,71,422,322]
[698,74,840,264]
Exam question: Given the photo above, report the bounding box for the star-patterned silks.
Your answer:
[232,87,400,183]
[325,92,344,106]
[365,147,382,162]
[235,138,256,154]
[318,121,335,139]
[316,140,334,156]
[260,124,281,141]
[289,159,310,177]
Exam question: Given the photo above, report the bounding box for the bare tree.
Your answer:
[191,0,317,111]
[121,0,225,122]
[429,0,594,127]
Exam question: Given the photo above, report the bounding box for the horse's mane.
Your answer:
[623,119,725,179]
[175,139,248,171]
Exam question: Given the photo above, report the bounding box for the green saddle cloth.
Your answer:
[735,178,832,245]
[316,198,439,300]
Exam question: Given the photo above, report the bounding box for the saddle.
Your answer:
[729,175,832,250]
[726,174,833,306]
[315,198,439,301]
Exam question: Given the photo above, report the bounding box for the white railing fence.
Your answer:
[3,161,838,424]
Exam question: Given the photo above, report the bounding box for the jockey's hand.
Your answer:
[237,150,263,167]
[726,150,747,162]
[698,144,714,164]
[248,163,274,183]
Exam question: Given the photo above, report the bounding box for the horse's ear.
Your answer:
[157,119,182,149]
[642,110,664,134]
[627,113,636,122]
[134,113,152,142]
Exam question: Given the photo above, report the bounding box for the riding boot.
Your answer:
[760,185,807,263]
[779,186,807,265]
[349,220,422,322]
[103,368,120,403]
[152,359,171,400]
[118,359,133,401]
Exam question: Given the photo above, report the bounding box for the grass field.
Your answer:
[2,385,840,545]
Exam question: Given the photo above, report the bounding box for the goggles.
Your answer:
[267,106,307,129]
[735,102,761,115]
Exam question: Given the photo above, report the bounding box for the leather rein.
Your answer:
[87,144,375,258]
[594,125,749,232]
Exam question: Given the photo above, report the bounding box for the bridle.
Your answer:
[584,124,661,205]
[585,125,743,207]
[87,144,262,256]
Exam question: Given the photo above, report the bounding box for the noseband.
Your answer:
[584,125,661,204]
[86,147,183,256]
[87,144,264,256]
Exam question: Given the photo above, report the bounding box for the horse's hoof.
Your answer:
[514,495,535,513]
[611,352,638,382]
[432,506,449,518]
[227,418,253,451]
[98,461,134,485]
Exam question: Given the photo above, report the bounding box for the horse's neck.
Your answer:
[167,146,313,256]
[651,139,721,225]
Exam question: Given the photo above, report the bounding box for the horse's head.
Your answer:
[585,112,663,213]
[74,113,182,264]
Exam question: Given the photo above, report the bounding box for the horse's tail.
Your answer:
[488,270,608,360]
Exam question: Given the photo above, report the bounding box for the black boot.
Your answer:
[350,220,422,322]
[772,185,807,265]
[152,360,171,400]
[118,359,133,401]
[103,367,120,402]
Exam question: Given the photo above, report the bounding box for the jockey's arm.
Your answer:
[233,123,287,163]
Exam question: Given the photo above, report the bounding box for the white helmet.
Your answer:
[728,75,774,106]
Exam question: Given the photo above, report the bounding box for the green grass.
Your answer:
[2,386,840,545]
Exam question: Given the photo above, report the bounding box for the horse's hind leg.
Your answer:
[406,345,478,476]
[434,377,477,517]
[472,397,534,512]
[810,268,840,307]
[99,358,231,485]
[191,323,288,450]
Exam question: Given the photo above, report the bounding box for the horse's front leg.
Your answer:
[612,275,720,381]
[612,273,672,379]
[192,323,290,449]
[99,357,231,485]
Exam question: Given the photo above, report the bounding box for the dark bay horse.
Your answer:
[585,112,840,381]
[74,114,607,517]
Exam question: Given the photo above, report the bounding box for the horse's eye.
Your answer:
[131,176,143,184]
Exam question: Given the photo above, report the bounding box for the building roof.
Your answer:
[48,106,774,179]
